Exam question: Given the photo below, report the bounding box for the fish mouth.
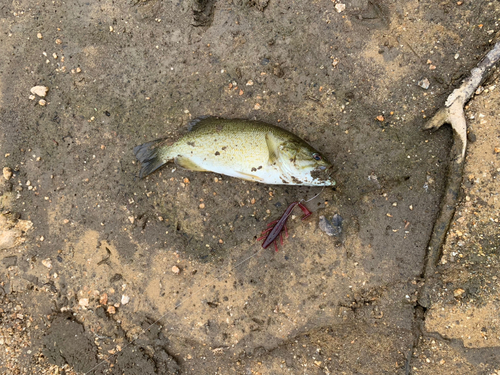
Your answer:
[311,165,336,185]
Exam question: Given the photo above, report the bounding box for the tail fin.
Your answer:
[133,139,168,178]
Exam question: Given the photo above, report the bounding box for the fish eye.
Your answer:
[312,153,322,161]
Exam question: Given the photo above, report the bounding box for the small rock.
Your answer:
[38,99,47,106]
[3,167,12,180]
[121,295,130,305]
[199,203,205,209]
[335,3,346,12]
[30,86,49,97]
[273,65,284,78]
[100,293,108,305]
[107,305,116,314]
[172,265,180,275]
[254,103,261,110]
[79,298,89,308]
[37,32,43,39]
[418,78,430,90]
[376,115,384,122]
[319,214,343,237]
[453,288,465,297]
[41,258,52,269]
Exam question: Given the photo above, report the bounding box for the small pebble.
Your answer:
[107,305,116,314]
[254,103,261,110]
[199,203,205,209]
[318,214,343,237]
[3,167,12,180]
[172,265,180,274]
[418,78,430,90]
[37,32,43,39]
[38,99,47,106]
[376,115,384,122]
[30,86,49,97]
[335,3,346,12]
[100,293,108,305]
[41,258,51,268]
[79,298,89,308]
[121,295,130,305]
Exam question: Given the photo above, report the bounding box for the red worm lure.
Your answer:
[258,201,312,252]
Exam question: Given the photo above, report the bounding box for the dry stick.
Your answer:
[419,40,500,308]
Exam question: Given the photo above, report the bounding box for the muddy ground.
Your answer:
[0,0,499,374]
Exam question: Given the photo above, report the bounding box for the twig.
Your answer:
[419,40,500,308]
[423,40,500,163]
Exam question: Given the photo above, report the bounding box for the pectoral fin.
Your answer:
[174,155,208,171]
[265,132,281,164]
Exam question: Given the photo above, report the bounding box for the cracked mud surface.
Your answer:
[1,0,499,374]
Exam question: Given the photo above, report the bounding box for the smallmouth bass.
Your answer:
[134,117,335,186]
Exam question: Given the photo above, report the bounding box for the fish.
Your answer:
[133,116,335,186]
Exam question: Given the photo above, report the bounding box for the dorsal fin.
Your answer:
[188,116,218,131]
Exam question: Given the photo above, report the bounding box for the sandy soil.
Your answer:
[1,0,499,374]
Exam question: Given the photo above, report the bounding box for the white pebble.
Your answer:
[417,78,430,90]
[30,86,49,97]
[335,3,346,12]
[121,295,130,305]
